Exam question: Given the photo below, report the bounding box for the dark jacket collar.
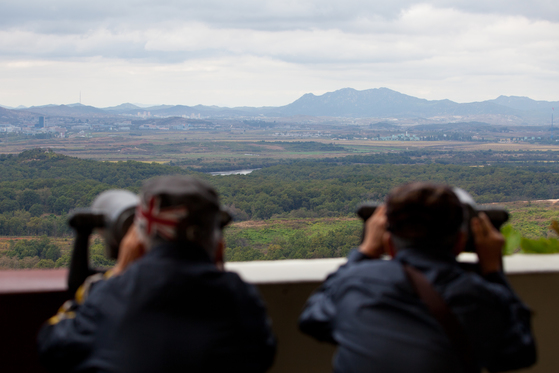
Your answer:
[394,247,457,269]
[146,241,214,264]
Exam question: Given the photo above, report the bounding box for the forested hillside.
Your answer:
[2,148,559,268]
[0,148,189,184]
[3,148,559,236]
[212,162,559,219]
[176,148,559,173]
[0,149,194,236]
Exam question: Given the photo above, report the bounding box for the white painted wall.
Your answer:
[226,254,559,373]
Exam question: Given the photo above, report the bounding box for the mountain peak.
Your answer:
[102,103,141,112]
[278,87,517,118]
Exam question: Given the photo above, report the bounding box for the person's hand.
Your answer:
[214,239,225,272]
[112,225,146,276]
[472,212,505,275]
[359,205,387,259]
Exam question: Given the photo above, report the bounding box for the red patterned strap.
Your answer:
[135,196,189,240]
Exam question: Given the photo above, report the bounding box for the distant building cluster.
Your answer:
[273,132,331,138]
[182,114,201,119]
[499,137,542,143]
[0,116,66,138]
[139,124,169,130]
[132,112,203,120]
[373,133,421,141]
[36,116,45,128]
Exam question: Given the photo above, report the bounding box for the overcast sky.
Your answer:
[1,0,558,108]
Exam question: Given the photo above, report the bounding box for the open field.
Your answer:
[2,129,559,165]
[497,200,559,239]
[325,140,559,152]
[228,217,360,245]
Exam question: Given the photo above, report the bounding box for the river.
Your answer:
[209,169,258,176]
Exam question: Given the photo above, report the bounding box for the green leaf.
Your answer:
[520,237,559,254]
[501,224,521,255]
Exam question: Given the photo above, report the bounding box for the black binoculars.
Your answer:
[356,188,509,253]
[67,190,139,294]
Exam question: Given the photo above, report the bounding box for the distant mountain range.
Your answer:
[3,88,557,123]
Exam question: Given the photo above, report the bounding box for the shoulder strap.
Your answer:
[402,264,478,373]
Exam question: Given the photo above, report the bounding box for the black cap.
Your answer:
[138,175,231,242]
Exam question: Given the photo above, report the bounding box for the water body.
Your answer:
[209,169,258,176]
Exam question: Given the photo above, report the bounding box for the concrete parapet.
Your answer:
[1,254,558,372]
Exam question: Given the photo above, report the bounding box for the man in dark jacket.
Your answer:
[299,182,536,373]
[38,176,276,373]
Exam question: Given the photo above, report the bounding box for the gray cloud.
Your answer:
[0,0,558,107]
[2,0,558,35]
[3,4,557,65]
[2,1,558,64]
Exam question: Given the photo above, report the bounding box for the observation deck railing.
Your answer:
[1,254,558,372]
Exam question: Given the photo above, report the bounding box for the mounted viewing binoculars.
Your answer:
[356,187,509,254]
[67,190,139,294]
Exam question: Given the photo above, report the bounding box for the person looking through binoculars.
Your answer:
[37,176,276,373]
[299,182,536,373]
